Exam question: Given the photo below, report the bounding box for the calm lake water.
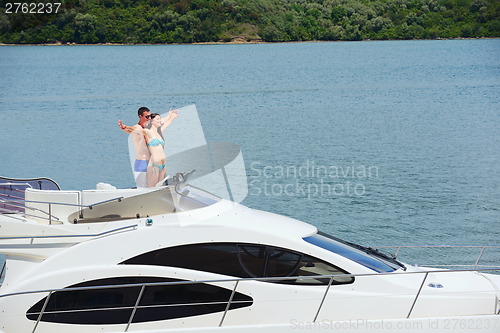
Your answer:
[0,39,499,266]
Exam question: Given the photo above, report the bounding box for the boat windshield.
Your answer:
[128,105,247,202]
[303,232,405,273]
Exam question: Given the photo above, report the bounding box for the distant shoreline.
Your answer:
[0,37,497,46]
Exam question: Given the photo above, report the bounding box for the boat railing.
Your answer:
[0,177,60,214]
[1,174,221,224]
[376,245,500,269]
[0,223,138,242]
[0,182,33,192]
[0,196,124,224]
[0,182,33,216]
[0,267,498,333]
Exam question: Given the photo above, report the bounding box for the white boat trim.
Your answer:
[1,175,499,333]
[0,267,499,333]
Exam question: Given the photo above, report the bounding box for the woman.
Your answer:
[143,110,178,187]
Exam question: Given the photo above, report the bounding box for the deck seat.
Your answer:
[24,189,81,224]
[69,187,176,223]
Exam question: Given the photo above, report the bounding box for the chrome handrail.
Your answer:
[125,285,145,332]
[0,196,124,224]
[32,291,52,333]
[407,271,429,318]
[0,182,32,188]
[219,280,239,327]
[0,267,498,333]
[1,178,221,223]
[313,275,335,322]
[0,208,60,223]
[376,245,500,269]
[0,260,5,282]
[0,211,28,222]
[0,191,26,201]
[0,199,60,222]
[3,196,125,209]
[0,224,137,241]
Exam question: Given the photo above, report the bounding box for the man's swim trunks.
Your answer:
[134,159,148,172]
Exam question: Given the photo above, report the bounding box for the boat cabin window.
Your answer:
[303,232,405,273]
[26,276,252,325]
[122,243,354,285]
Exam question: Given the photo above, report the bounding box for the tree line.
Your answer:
[0,0,498,44]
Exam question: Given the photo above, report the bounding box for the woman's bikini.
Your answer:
[147,138,165,147]
[147,138,166,171]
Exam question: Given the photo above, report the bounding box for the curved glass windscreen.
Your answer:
[303,232,405,273]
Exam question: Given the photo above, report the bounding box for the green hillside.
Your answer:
[1,0,499,44]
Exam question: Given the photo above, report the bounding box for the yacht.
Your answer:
[1,105,499,332]
[0,174,499,333]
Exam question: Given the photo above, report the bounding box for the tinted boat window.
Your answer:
[122,243,353,285]
[26,277,252,325]
[303,233,401,273]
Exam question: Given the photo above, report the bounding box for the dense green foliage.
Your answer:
[0,0,499,44]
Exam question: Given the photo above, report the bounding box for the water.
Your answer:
[0,40,499,267]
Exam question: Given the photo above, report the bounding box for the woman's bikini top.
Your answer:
[147,138,165,147]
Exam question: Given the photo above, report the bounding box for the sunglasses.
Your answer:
[144,115,152,119]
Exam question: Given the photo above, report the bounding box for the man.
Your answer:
[118,107,152,188]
